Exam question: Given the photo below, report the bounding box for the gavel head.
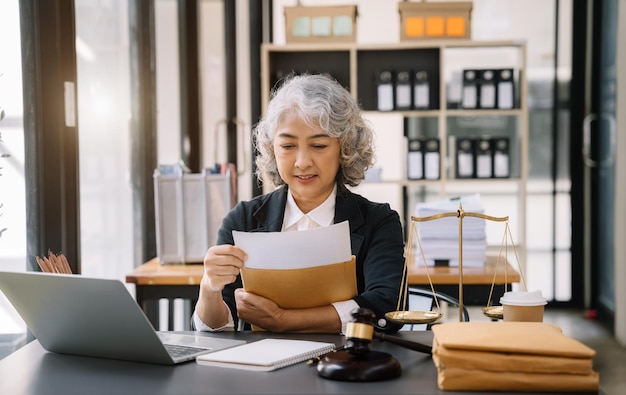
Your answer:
[318,307,402,381]
[343,308,376,356]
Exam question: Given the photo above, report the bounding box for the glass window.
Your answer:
[75,0,134,281]
[0,0,27,356]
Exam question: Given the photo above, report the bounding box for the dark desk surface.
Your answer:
[0,331,599,395]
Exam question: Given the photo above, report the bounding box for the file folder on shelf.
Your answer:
[475,137,493,178]
[478,70,497,109]
[413,70,430,109]
[461,69,478,109]
[407,138,424,180]
[423,138,441,180]
[395,70,413,110]
[492,137,510,178]
[455,138,475,178]
[497,68,515,109]
[446,71,463,109]
[376,70,395,111]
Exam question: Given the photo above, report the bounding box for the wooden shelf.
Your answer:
[261,40,528,272]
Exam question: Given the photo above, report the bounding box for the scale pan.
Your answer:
[482,306,503,319]
[385,310,442,324]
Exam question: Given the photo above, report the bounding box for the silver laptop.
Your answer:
[0,271,245,365]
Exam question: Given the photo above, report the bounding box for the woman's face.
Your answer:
[273,112,341,213]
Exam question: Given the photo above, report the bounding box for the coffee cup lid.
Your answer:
[500,290,547,306]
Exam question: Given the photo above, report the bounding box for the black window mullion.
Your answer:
[129,0,158,266]
[178,0,201,173]
[20,0,80,274]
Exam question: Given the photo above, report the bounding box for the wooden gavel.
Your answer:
[344,308,432,355]
[316,308,432,381]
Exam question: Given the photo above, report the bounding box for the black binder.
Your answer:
[461,69,478,109]
[376,70,395,111]
[407,138,424,180]
[492,137,510,178]
[475,137,493,178]
[456,137,475,178]
[478,69,497,109]
[413,70,430,109]
[395,70,412,110]
[497,68,515,109]
[423,138,440,180]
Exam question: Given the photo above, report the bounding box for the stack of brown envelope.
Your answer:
[431,321,599,392]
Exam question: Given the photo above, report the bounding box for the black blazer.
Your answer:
[217,185,405,333]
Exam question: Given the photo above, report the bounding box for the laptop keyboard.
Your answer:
[164,343,209,359]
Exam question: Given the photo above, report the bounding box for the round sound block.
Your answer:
[316,350,401,381]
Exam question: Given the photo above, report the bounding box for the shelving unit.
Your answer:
[260,40,528,266]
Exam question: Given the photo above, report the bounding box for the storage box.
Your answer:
[398,1,472,41]
[284,5,357,43]
[154,165,234,264]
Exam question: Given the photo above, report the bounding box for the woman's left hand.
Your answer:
[234,289,286,332]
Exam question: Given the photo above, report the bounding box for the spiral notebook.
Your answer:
[196,338,336,371]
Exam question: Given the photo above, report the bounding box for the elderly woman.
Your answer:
[192,74,405,334]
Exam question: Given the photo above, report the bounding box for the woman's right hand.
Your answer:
[201,244,248,292]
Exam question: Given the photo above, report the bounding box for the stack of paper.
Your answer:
[413,194,487,267]
[431,322,600,392]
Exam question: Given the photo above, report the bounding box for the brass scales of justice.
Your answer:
[385,202,529,325]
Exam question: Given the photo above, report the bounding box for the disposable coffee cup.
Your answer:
[500,290,547,322]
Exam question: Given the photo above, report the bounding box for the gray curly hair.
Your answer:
[253,73,376,188]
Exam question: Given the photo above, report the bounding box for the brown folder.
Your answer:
[436,367,600,392]
[431,322,599,392]
[431,321,596,358]
[240,256,357,309]
[432,336,594,375]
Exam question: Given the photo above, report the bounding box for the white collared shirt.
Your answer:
[282,184,336,231]
[193,184,358,333]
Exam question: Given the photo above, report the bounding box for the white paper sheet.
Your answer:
[232,221,352,269]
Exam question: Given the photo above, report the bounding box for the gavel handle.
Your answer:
[373,332,432,355]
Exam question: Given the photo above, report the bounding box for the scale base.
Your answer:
[316,350,401,381]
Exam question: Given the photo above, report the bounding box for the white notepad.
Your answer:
[196,338,336,371]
